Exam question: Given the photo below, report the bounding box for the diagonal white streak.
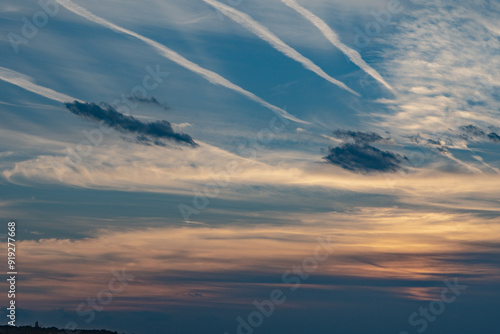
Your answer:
[0,66,81,103]
[55,0,308,124]
[281,0,394,92]
[203,0,360,96]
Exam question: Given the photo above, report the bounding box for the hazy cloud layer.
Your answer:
[10,209,500,311]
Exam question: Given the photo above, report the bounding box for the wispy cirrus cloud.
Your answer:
[370,0,500,173]
[202,0,359,96]
[377,0,500,138]
[56,0,308,124]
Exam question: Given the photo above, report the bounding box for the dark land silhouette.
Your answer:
[0,325,124,334]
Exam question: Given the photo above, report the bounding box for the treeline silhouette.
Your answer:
[0,325,126,334]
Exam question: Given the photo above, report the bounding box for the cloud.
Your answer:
[281,0,393,92]
[324,143,405,173]
[65,101,197,146]
[0,66,81,103]
[4,135,500,213]
[409,132,486,174]
[128,96,169,111]
[488,133,500,143]
[459,124,500,144]
[332,129,385,144]
[9,209,500,310]
[376,0,500,142]
[203,0,359,96]
[460,124,486,138]
[56,0,308,124]
[0,67,195,147]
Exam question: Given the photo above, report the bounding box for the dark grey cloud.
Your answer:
[65,101,196,147]
[326,129,405,173]
[458,124,500,144]
[332,129,384,144]
[409,133,426,144]
[427,138,442,146]
[487,132,500,142]
[324,143,405,173]
[410,134,449,148]
[460,124,486,137]
[127,96,169,111]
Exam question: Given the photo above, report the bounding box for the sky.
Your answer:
[0,0,499,333]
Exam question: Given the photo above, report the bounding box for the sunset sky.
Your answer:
[1,0,499,333]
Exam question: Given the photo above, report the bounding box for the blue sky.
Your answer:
[0,0,499,333]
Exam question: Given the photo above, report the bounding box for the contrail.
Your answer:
[55,0,308,125]
[0,66,81,103]
[281,0,394,92]
[472,154,500,173]
[440,150,483,174]
[203,0,360,96]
